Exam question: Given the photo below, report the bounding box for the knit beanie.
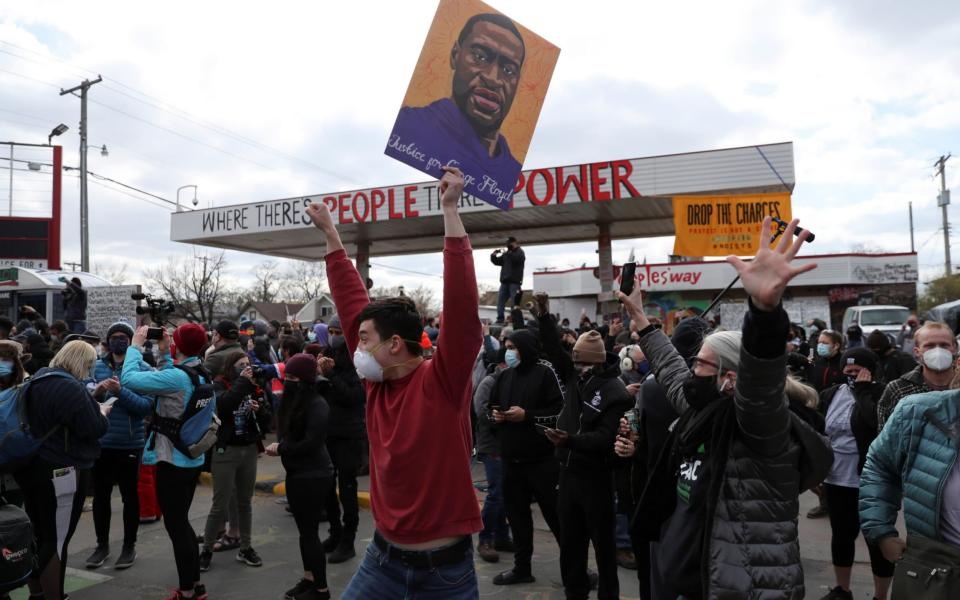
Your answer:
[172,323,207,357]
[328,315,341,330]
[573,330,606,364]
[107,321,135,340]
[842,347,878,374]
[285,353,318,382]
[866,330,891,354]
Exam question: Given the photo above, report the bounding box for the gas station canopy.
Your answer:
[170,142,795,260]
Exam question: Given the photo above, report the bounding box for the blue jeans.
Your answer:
[341,539,478,600]
[478,453,510,544]
[615,512,631,549]
[496,283,521,322]
[68,319,87,334]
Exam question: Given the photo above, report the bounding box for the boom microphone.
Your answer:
[773,217,816,243]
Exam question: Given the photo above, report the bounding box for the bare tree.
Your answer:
[850,242,890,254]
[369,283,439,317]
[145,250,227,324]
[281,260,328,303]
[92,262,129,285]
[250,260,280,303]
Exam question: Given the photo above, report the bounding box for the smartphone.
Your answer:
[620,262,637,297]
[534,423,550,431]
[101,396,118,407]
[147,327,164,340]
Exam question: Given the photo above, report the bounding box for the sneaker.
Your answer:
[85,545,109,569]
[477,541,500,563]
[588,569,599,590]
[493,537,515,553]
[114,545,137,570]
[194,584,208,600]
[237,546,263,567]
[616,548,637,570]
[493,568,535,585]
[199,549,213,572]
[818,586,853,600]
[328,540,356,564]
[321,536,340,553]
[285,578,314,599]
[806,504,829,519]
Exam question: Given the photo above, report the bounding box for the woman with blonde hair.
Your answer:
[12,339,110,600]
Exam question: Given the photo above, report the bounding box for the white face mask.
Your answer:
[353,348,384,382]
[922,347,955,372]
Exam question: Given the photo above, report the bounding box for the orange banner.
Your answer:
[672,192,792,257]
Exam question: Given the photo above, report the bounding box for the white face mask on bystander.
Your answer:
[922,347,955,372]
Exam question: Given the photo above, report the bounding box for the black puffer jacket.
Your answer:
[491,247,525,285]
[636,303,833,600]
[537,314,633,474]
[488,329,563,462]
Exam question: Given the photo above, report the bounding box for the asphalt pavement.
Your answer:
[16,450,895,600]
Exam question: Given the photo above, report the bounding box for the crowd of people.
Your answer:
[0,168,958,600]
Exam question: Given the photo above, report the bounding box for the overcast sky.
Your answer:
[1,0,958,300]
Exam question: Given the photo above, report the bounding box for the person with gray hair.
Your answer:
[618,217,833,600]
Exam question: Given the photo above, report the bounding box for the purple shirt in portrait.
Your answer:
[385,98,521,210]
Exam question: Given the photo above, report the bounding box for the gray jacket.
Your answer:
[637,326,831,600]
[473,368,504,456]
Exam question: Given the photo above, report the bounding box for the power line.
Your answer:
[369,262,444,279]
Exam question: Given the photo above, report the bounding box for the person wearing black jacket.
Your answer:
[58,276,87,333]
[812,329,845,392]
[266,354,335,600]
[537,304,633,600]
[865,329,916,386]
[200,351,270,573]
[22,333,54,375]
[15,340,111,600]
[488,328,564,586]
[816,348,892,600]
[491,237,525,323]
[316,330,366,564]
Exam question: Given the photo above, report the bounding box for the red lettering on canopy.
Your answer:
[353,192,370,223]
[556,166,588,203]
[338,193,354,224]
[387,189,403,220]
[322,196,337,213]
[590,162,611,202]
[526,169,555,206]
[370,189,385,222]
[610,160,641,199]
[404,185,420,218]
[513,173,526,194]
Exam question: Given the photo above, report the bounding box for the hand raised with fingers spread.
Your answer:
[726,216,817,311]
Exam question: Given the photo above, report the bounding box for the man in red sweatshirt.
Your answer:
[305,166,483,599]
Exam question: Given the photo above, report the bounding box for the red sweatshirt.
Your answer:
[326,236,483,544]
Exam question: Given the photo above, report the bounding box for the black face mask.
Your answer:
[682,373,721,411]
[330,335,345,350]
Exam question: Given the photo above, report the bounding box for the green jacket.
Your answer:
[859,389,960,543]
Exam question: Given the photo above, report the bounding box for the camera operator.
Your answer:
[86,322,154,571]
[58,276,87,334]
[120,324,211,600]
[315,322,366,564]
[204,321,243,379]
[199,351,270,573]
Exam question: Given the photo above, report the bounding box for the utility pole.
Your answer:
[60,76,102,273]
[909,201,915,253]
[64,261,82,272]
[935,154,952,278]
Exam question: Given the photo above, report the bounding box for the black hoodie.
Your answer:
[488,329,564,462]
[537,314,633,474]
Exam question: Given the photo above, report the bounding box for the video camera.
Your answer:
[132,293,177,339]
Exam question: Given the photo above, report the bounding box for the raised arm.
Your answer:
[532,293,573,382]
[307,201,368,356]
[431,167,482,402]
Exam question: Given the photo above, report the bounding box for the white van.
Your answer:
[841,305,911,343]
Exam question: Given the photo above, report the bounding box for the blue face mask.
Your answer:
[636,359,650,376]
[504,349,520,369]
[817,343,832,358]
[0,361,13,377]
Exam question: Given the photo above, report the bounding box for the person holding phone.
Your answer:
[533,295,634,600]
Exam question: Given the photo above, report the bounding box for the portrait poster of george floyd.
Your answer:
[384,0,560,211]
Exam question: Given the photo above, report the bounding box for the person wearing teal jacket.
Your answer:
[120,323,210,600]
[859,388,960,565]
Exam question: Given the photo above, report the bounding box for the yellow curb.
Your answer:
[272,481,371,509]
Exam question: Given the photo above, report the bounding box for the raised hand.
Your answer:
[306,202,335,231]
[616,287,649,331]
[439,166,465,210]
[726,217,816,311]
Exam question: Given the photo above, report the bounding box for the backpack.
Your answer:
[0,501,34,593]
[0,371,74,469]
[148,364,220,460]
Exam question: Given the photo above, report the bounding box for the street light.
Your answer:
[48,123,69,145]
[176,184,198,212]
[86,144,108,157]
